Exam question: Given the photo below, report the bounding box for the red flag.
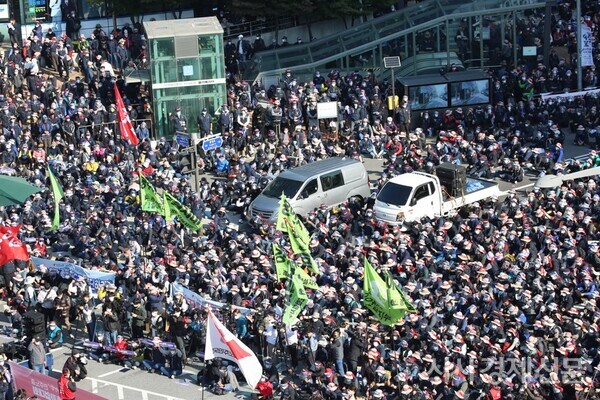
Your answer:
[114,83,139,146]
[0,226,30,266]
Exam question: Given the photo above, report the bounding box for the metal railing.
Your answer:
[251,0,547,84]
[223,16,299,40]
[72,118,154,140]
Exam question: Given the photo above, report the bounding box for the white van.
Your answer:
[248,158,371,223]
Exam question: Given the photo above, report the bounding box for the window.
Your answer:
[262,177,304,198]
[414,185,429,202]
[377,182,412,206]
[300,179,318,198]
[320,171,345,192]
[428,182,436,196]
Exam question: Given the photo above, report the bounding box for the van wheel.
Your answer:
[349,195,364,208]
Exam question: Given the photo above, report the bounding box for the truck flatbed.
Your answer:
[440,177,499,215]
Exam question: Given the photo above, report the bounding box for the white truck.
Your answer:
[373,169,500,226]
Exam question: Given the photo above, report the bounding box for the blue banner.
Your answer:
[32,257,116,293]
[172,282,252,315]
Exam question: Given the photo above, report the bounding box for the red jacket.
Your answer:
[256,380,273,397]
[58,374,76,400]
[115,339,129,359]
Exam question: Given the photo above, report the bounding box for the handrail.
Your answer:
[252,0,547,84]
[223,16,299,40]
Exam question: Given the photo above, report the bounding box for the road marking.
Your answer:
[52,370,185,399]
[117,385,125,400]
[49,347,64,353]
[142,392,148,400]
[91,379,98,393]
[98,368,127,378]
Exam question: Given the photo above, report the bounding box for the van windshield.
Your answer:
[377,182,413,206]
[262,177,304,199]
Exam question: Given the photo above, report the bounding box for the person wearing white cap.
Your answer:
[236,34,251,65]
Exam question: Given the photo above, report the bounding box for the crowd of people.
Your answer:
[0,2,598,400]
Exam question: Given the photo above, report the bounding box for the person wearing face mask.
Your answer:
[197,107,212,138]
[63,349,87,381]
[170,107,187,135]
[252,34,265,56]
[224,38,236,58]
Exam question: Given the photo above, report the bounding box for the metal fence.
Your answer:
[73,118,154,140]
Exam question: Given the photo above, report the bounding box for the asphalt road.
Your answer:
[0,310,246,400]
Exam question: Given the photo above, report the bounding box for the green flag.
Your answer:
[362,259,405,326]
[276,194,310,247]
[385,271,407,315]
[275,193,291,233]
[282,272,308,324]
[163,192,202,231]
[287,225,309,254]
[140,174,164,214]
[398,286,418,314]
[48,167,64,231]
[288,233,319,274]
[163,192,172,222]
[272,243,291,280]
[294,266,319,290]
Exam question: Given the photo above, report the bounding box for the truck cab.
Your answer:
[373,172,443,225]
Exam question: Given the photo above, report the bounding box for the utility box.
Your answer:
[144,17,226,138]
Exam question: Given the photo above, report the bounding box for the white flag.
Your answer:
[204,310,263,388]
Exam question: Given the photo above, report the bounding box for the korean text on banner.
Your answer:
[276,194,310,246]
[172,282,252,314]
[581,24,594,67]
[282,272,308,325]
[362,259,405,326]
[9,361,107,400]
[272,243,291,280]
[32,257,115,293]
[163,192,202,231]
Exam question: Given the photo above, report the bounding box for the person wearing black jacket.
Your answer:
[62,349,87,381]
[345,329,366,373]
[130,298,146,339]
[167,310,187,364]
[161,347,183,379]
[142,338,166,372]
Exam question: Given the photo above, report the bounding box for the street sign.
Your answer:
[202,136,223,152]
[383,56,402,68]
[176,134,190,147]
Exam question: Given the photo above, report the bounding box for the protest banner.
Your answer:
[9,361,106,400]
[172,283,252,314]
[272,243,291,280]
[282,273,308,324]
[163,192,202,231]
[32,257,115,293]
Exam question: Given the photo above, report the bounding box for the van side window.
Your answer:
[414,185,429,202]
[320,171,345,192]
[301,179,318,198]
